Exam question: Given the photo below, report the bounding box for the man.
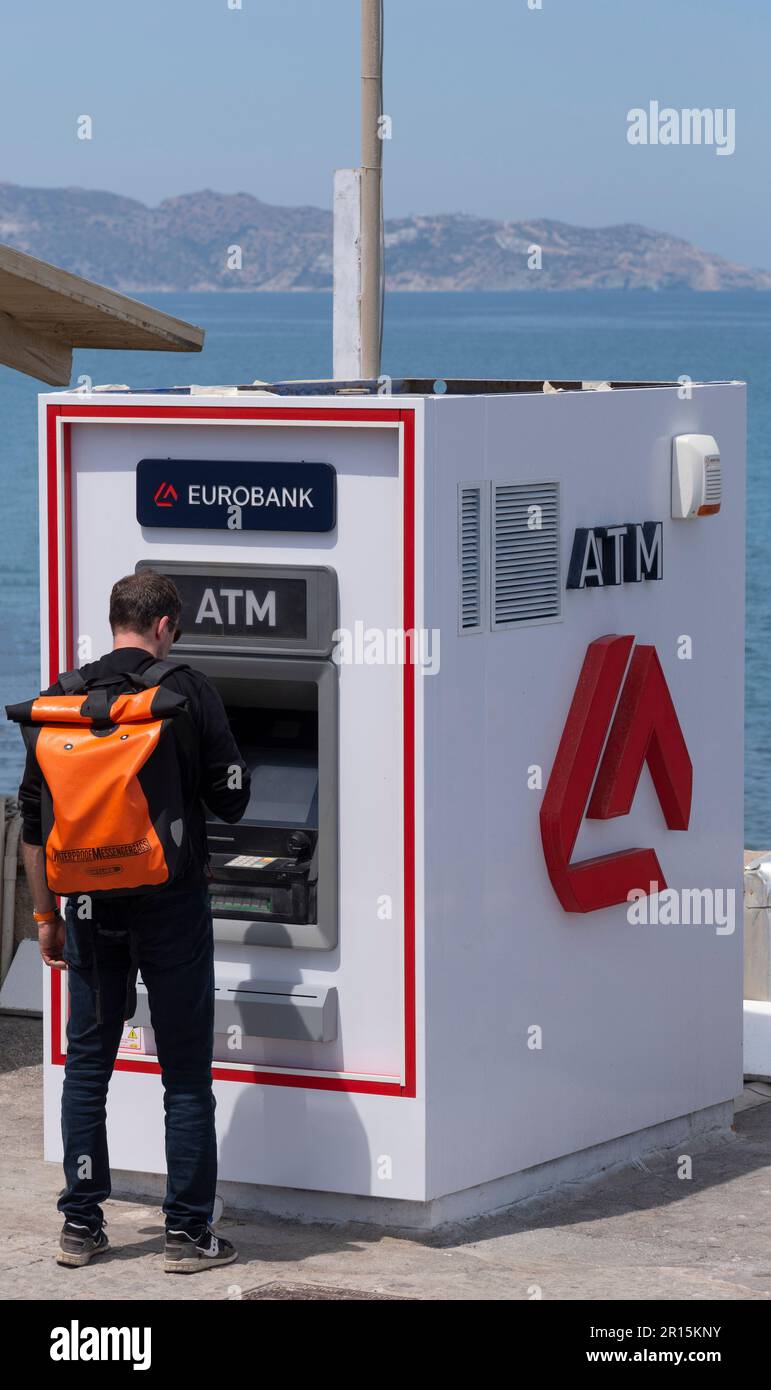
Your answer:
[17,569,251,1272]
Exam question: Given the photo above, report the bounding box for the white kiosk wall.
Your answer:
[38,384,745,1224]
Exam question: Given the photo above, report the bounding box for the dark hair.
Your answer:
[109,570,182,636]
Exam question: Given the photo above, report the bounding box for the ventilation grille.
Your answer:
[459,485,484,631]
[492,482,561,628]
[704,460,722,506]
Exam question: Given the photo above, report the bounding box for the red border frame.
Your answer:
[45,402,417,1098]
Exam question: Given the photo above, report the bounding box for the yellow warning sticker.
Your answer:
[119,1024,144,1053]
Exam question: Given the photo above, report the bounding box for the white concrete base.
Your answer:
[110,1100,734,1233]
[744,999,771,1082]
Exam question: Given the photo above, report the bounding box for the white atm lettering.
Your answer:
[633,524,662,583]
[196,588,223,625]
[567,521,663,589]
[578,531,605,588]
[195,587,276,627]
[219,589,242,624]
[246,589,276,626]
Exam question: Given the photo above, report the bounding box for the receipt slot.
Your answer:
[38,381,745,1227]
[137,561,339,950]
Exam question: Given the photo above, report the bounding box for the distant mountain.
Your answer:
[1,183,769,292]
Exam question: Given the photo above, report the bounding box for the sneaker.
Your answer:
[164,1225,238,1274]
[56,1218,109,1267]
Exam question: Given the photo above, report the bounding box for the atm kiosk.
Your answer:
[39,379,745,1227]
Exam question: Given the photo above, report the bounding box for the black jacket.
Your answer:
[17,647,251,887]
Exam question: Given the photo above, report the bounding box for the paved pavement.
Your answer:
[2,1013,771,1301]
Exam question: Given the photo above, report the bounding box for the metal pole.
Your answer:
[360,0,383,380]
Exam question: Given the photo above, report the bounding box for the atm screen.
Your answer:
[216,705,319,830]
[239,747,318,828]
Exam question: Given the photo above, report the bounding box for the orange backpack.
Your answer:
[7,661,196,898]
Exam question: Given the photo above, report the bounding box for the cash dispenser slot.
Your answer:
[129,979,338,1043]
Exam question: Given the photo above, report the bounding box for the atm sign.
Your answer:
[172,572,307,640]
[136,459,336,532]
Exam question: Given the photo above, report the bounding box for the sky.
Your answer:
[1,0,768,268]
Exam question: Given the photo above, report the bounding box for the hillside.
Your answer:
[1,183,768,292]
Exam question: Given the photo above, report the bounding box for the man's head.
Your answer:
[109,570,183,659]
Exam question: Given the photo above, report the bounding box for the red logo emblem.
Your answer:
[540,635,692,912]
[153,481,178,507]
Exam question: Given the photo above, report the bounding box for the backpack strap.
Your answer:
[57,669,88,695]
[131,659,190,690]
[58,660,190,695]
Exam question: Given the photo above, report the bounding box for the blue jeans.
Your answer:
[59,879,216,1237]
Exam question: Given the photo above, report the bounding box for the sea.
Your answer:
[0,289,768,845]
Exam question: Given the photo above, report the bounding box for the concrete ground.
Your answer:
[2,1014,771,1301]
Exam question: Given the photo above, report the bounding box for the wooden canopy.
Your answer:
[0,243,204,385]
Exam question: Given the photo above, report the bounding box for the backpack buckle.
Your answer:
[80,688,114,727]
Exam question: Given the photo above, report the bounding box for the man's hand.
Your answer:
[20,841,68,968]
[38,913,68,969]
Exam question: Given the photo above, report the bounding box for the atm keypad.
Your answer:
[225,853,280,870]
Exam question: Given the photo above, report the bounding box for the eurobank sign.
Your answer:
[136,458,336,532]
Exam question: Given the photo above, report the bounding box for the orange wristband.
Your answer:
[33,909,57,924]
